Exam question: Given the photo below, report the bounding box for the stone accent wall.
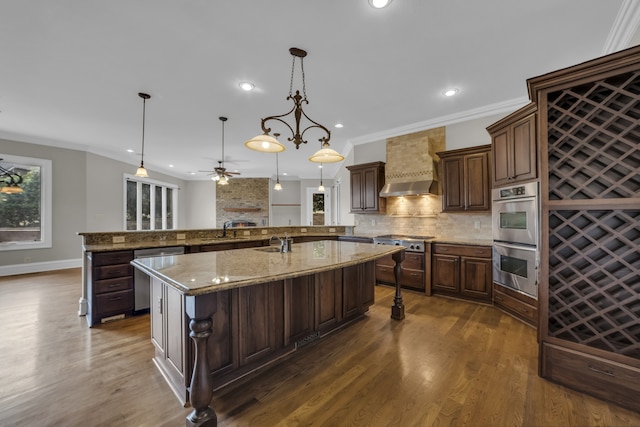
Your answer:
[216,178,269,227]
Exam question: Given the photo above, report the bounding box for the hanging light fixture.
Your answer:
[318,164,325,192]
[0,159,24,194]
[244,47,343,163]
[135,92,151,178]
[273,137,283,191]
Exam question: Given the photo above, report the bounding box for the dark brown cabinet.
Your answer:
[487,103,537,187]
[87,250,134,326]
[347,162,386,214]
[376,251,429,293]
[431,243,492,303]
[492,283,537,328]
[436,145,491,212]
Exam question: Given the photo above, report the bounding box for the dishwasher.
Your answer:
[133,246,185,313]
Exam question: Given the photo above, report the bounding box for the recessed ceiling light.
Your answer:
[334,123,344,128]
[239,82,255,91]
[283,172,288,176]
[369,0,392,8]
[189,172,196,175]
[126,149,134,153]
[169,164,174,168]
[443,88,459,97]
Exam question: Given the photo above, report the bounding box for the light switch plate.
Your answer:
[329,228,336,232]
[176,233,186,240]
[112,236,125,243]
[301,228,307,233]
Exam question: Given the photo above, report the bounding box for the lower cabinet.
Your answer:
[149,260,376,404]
[87,250,134,326]
[492,283,538,328]
[376,251,429,293]
[432,243,492,303]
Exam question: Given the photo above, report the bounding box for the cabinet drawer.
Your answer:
[493,285,537,325]
[376,265,424,290]
[95,289,134,315]
[93,264,133,280]
[92,250,134,266]
[541,343,640,413]
[376,264,395,284]
[94,277,133,294]
[433,243,491,258]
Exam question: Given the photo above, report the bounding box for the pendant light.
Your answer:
[273,147,283,191]
[135,93,151,178]
[318,164,325,192]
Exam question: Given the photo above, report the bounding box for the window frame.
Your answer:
[123,174,179,231]
[0,154,52,251]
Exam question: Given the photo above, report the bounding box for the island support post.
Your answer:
[185,294,218,427]
[391,249,405,320]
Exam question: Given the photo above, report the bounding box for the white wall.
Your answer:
[184,180,216,229]
[271,180,301,226]
[444,113,506,150]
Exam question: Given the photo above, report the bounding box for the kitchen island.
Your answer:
[131,239,405,427]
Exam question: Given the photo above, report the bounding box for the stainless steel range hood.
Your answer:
[379,179,436,197]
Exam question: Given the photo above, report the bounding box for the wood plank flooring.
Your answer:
[1,268,639,426]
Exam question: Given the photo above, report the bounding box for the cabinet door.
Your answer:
[432,254,460,292]
[362,168,379,211]
[465,152,490,211]
[288,276,315,342]
[360,261,376,308]
[315,269,342,333]
[511,115,536,182]
[441,157,465,211]
[492,129,511,186]
[237,282,284,366]
[460,256,492,301]
[150,277,165,356]
[342,264,362,318]
[350,169,364,211]
[165,284,185,378]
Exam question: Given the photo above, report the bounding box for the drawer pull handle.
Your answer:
[108,283,121,288]
[517,308,529,314]
[588,366,615,377]
[108,297,122,302]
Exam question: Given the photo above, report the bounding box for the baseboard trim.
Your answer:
[0,259,82,277]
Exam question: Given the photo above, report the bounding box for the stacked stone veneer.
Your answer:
[216,178,269,227]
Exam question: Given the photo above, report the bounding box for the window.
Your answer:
[0,154,52,251]
[124,174,178,231]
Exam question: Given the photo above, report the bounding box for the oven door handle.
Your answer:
[492,241,537,252]
[492,195,537,204]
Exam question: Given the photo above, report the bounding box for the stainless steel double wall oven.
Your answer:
[492,182,540,298]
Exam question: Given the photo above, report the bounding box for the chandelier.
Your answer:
[244,48,344,163]
[0,159,24,194]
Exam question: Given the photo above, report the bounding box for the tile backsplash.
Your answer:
[353,195,492,240]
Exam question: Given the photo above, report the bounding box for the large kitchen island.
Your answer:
[131,239,405,427]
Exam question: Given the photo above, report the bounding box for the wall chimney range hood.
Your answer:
[379,180,436,197]
[379,129,443,197]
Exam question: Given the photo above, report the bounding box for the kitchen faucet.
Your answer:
[269,234,292,253]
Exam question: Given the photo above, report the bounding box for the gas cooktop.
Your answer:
[372,235,435,252]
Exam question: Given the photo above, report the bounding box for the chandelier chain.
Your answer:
[288,56,307,100]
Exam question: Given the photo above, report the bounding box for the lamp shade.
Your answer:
[244,134,286,153]
[309,146,344,163]
[274,180,283,191]
[135,164,148,178]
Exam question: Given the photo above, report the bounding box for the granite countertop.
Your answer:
[131,240,404,296]
[83,233,335,253]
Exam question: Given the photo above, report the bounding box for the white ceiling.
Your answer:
[1,0,639,181]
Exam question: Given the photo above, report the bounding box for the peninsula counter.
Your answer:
[131,240,405,427]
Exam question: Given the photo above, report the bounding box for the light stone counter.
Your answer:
[131,240,404,296]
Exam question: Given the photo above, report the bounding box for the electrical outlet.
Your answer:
[371,219,376,226]
[474,221,481,230]
[176,233,186,240]
[112,236,125,243]
[301,228,307,233]
[329,228,336,232]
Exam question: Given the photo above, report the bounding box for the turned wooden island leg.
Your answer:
[185,295,218,427]
[391,249,405,320]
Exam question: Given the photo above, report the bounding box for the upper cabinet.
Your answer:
[436,145,491,212]
[347,162,386,214]
[487,103,537,187]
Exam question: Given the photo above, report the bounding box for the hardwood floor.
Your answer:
[1,269,639,427]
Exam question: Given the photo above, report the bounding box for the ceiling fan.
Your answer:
[199,116,241,184]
